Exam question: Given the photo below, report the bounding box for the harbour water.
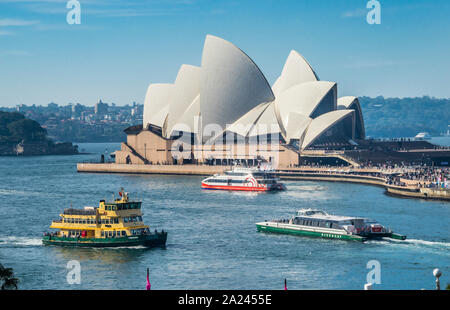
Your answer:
[0,142,449,290]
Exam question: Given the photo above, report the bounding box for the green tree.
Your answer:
[0,263,19,290]
[0,111,25,137]
[7,118,47,141]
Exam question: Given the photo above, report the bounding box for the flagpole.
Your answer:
[146,268,151,290]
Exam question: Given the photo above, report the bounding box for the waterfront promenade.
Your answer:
[77,163,450,201]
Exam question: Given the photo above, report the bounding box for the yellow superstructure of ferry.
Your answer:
[42,189,167,247]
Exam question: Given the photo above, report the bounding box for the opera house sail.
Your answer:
[116,34,365,168]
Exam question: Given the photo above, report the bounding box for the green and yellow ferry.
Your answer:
[256,209,406,242]
[42,189,167,247]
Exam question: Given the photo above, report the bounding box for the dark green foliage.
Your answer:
[360,96,450,138]
[0,111,48,143]
[0,263,19,290]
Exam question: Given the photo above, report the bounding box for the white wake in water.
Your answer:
[0,236,42,246]
[368,238,450,249]
[389,238,450,248]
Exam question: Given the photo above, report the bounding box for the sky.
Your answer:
[0,0,449,107]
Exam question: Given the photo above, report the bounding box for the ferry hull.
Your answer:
[257,224,406,242]
[256,224,367,242]
[42,232,167,248]
[201,183,285,192]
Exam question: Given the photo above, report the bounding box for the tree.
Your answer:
[7,119,47,141]
[0,111,25,138]
[0,263,19,290]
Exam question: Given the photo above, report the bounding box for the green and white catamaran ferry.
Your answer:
[256,209,406,242]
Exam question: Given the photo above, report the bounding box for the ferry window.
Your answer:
[114,218,119,224]
[101,231,104,237]
[138,216,142,222]
[117,205,122,211]
[101,219,105,224]
[124,217,128,223]
[83,219,86,224]
[122,231,126,236]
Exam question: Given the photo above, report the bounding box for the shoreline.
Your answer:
[77,163,450,201]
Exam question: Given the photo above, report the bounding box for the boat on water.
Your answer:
[256,209,406,242]
[201,166,286,192]
[42,189,167,247]
[414,132,431,140]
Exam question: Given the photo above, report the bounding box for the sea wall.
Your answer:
[77,163,227,175]
[385,185,450,201]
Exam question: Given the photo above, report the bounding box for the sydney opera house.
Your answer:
[116,35,365,167]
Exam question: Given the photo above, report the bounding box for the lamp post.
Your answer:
[433,268,441,290]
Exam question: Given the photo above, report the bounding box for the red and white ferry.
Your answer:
[201,167,286,192]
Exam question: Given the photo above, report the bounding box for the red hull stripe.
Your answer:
[201,183,275,191]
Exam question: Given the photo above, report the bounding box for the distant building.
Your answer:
[47,102,59,112]
[71,103,83,117]
[95,100,108,115]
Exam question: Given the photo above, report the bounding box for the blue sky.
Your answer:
[0,0,449,107]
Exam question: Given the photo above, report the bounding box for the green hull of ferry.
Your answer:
[256,224,406,242]
[256,223,366,242]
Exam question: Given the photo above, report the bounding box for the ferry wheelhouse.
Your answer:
[42,189,167,247]
[256,209,406,242]
[201,167,286,192]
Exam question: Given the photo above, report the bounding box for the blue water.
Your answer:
[0,143,448,290]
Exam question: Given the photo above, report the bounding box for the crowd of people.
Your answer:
[399,167,450,189]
